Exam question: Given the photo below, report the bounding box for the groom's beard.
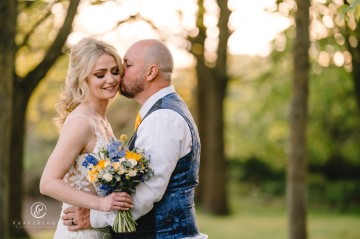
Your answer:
[120,75,145,99]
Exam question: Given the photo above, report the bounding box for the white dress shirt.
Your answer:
[90,86,207,238]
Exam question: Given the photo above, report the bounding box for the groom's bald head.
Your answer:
[128,39,174,81]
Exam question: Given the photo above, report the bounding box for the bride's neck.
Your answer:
[82,100,108,119]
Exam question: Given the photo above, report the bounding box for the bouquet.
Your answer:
[82,134,154,233]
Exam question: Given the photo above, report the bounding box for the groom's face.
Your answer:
[120,45,146,99]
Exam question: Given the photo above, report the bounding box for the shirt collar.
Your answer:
[139,85,175,118]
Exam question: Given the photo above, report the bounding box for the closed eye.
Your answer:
[111,67,120,75]
[95,74,105,78]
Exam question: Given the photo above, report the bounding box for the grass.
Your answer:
[195,184,360,239]
[196,209,360,239]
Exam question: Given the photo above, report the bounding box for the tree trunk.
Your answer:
[197,66,228,214]
[191,0,230,214]
[192,0,206,205]
[287,1,310,239]
[9,0,80,237]
[344,21,360,115]
[9,86,29,238]
[0,0,17,238]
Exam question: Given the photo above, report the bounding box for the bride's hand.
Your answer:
[98,192,133,212]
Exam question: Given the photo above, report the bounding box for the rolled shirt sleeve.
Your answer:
[90,210,116,228]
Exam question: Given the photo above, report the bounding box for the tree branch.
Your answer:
[16,8,53,51]
[21,0,80,99]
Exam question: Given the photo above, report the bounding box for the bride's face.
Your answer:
[86,53,120,101]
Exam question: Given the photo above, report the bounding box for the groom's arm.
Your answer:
[130,109,191,220]
[62,206,117,230]
[90,209,116,228]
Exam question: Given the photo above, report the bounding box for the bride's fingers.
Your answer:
[109,199,133,210]
[109,193,133,204]
[112,192,132,200]
[112,204,131,211]
[115,196,133,204]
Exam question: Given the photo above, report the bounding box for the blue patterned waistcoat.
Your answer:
[112,92,201,239]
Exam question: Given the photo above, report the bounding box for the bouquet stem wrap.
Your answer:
[113,210,137,233]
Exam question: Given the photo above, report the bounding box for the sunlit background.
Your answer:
[69,0,290,62]
[13,0,360,238]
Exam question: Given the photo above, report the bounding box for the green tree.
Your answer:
[287,0,310,239]
[0,1,17,238]
[10,1,80,237]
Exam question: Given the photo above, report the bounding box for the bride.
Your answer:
[40,37,132,239]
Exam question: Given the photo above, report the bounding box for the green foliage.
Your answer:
[228,158,285,198]
[339,0,360,20]
[226,55,291,171]
[308,174,360,212]
[229,157,360,212]
[308,66,360,166]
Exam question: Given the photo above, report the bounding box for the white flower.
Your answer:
[118,168,126,175]
[128,170,137,177]
[103,173,113,182]
[105,160,111,167]
[128,159,138,168]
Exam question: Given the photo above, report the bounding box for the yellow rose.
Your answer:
[126,151,142,162]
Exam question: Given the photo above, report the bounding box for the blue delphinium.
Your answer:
[107,139,126,161]
[82,154,98,167]
[99,184,113,196]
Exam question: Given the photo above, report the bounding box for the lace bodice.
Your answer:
[62,115,111,196]
[63,131,108,195]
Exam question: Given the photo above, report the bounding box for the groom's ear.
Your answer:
[146,64,159,82]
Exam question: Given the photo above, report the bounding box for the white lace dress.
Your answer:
[53,117,112,239]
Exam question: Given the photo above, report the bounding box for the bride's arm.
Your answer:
[39,116,132,211]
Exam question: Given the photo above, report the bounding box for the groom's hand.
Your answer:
[62,206,91,231]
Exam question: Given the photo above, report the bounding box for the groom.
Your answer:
[62,39,207,239]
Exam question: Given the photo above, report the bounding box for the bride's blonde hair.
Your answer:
[54,37,123,128]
